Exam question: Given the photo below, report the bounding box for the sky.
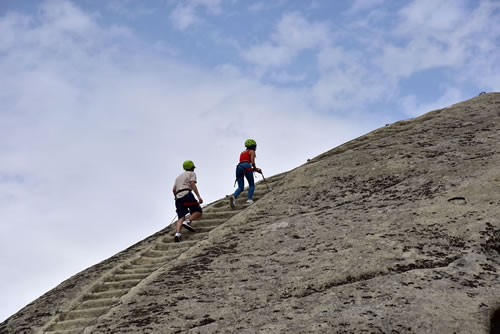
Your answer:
[1,0,499,322]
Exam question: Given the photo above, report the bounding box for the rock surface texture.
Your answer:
[1,93,500,334]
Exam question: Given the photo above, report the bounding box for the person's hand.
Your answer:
[256,168,262,174]
[198,198,203,204]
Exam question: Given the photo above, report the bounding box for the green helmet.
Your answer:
[245,139,257,148]
[183,160,195,170]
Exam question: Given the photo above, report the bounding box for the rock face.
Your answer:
[2,93,500,334]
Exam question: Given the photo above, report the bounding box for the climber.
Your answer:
[173,160,203,242]
[229,139,262,209]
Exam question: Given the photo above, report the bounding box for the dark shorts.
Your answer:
[175,192,202,218]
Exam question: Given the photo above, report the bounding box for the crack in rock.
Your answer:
[279,255,461,299]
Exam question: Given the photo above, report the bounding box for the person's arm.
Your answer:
[190,181,203,204]
[250,151,262,173]
[173,185,177,197]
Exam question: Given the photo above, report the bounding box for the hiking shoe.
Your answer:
[229,196,236,209]
[246,199,254,204]
[182,220,195,232]
[174,232,181,243]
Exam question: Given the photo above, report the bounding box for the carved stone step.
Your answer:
[187,218,226,228]
[201,210,241,220]
[142,248,175,258]
[157,239,198,248]
[132,255,177,266]
[118,267,156,275]
[58,306,109,321]
[107,273,150,282]
[121,262,161,271]
[45,318,92,331]
[44,328,85,334]
[152,240,194,252]
[81,288,129,301]
[78,298,118,309]
[190,225,216,233]
[176,231,209,242]
[93,279,141,293]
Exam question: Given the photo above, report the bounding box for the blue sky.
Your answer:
[1,0,499,322]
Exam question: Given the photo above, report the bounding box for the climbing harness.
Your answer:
[234,163,254,186]
[175,188,191,196]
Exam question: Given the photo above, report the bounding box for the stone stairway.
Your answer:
[41,172,287,334]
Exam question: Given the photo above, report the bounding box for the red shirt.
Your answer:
[240,150,252,163]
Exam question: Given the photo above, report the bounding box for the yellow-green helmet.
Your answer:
[245,139,257,148]
[183,160,195,170]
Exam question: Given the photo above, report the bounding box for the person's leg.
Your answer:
[182,193,202,232]
[230,176,241,208]
[174,197,189,241]
[175,198,188,232]
[189,211,202,221]
[246,171,255,199]
[183,203,202,232]
[176,216,185,233]
[233,166,245,198]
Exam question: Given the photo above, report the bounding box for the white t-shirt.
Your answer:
[174,171,197,199]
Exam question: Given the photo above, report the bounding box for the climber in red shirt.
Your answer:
[229,139,262,209]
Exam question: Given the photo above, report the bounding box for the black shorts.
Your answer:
[175,192,202,218]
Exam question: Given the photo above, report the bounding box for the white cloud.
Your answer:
[242,42,292,67]
[242,12,330,67]
[0,12,31,53]
[317,46,348,71]
[310,46,395,112]
[269,70,306,84]
[379,0,500,79]
[379,39,466,78]
[170,3,199,30]
[400,87,465,117]
[240,0,500,114]
[240,11,397,110]
[376,1,469,77]
[274,11,329,50]
[398,0,466,34]
[454,1,500,91]
[169,0,222,30]
[39,0,97,33]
